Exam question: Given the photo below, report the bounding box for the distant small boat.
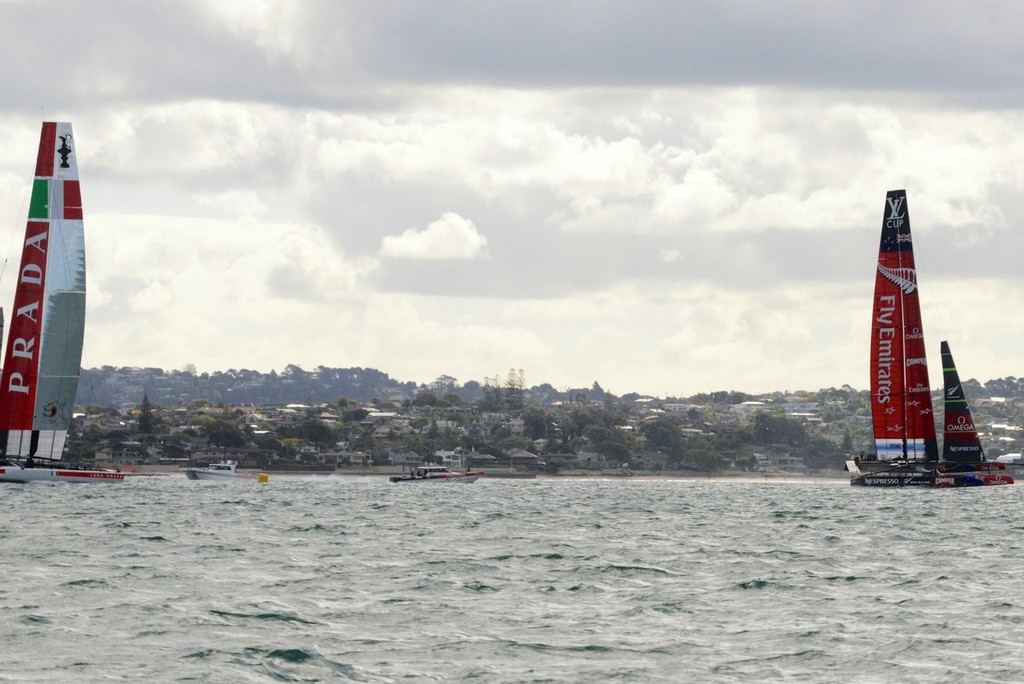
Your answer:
[185,460,241,481]
[389,465,484,483]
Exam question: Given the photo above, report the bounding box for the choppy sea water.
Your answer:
[2,476,1023,682]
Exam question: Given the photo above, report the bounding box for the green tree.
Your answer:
[521,406,550,440]
[138,394,156,435]
[675,434,721,471]
[505,368,526,410]
[288,419,335,446]
[481,375,503,412]
[596,440,630,464]
[441,392,464,406]
[752,412,806,446]
[431,375,458,394]
[644,417,683,453]
[414,389,439,407]
[202,419,246,448]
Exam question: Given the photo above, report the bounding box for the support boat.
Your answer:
[389,465,484,483]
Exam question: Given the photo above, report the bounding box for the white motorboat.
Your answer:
[389,465,484,483]
[185,460,240,481]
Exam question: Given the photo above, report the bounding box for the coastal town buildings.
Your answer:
[68,367,1024,476]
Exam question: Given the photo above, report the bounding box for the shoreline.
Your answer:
[131,465,848,484]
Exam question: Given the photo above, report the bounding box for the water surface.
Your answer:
[1,476,1021,682]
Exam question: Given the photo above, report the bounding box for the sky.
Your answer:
[1,1,1024,398]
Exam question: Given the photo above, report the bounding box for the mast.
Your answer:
[0,122,86,461]
[940,340,984,463]
[869,190,938,461]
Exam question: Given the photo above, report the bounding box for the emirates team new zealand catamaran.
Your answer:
[847,189,1011,487]
[0,122,123,483]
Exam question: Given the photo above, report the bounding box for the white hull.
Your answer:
[411,474,480,483]
[185,469,239,481]
[0,465,124,483]
[185,460,245,481]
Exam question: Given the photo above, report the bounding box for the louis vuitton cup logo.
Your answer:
[57,134,72,168]
[886,195,906,229]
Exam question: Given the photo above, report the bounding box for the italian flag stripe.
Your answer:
[63,180,82,220]
[28,179,48,219]
[34,122,56,177]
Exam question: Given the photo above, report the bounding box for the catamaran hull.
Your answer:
[851,471,1013,487]
[848,459,1013,487]
[0,466,124,483]
[851,473,934,487]
[934,474,1013,487]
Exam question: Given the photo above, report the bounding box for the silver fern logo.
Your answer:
[878,263,917,294]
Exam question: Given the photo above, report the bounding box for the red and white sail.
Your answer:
[0,122,86,460]
[869,190,938,461]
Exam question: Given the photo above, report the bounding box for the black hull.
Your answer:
[851,472,935,487]
[851,467,1013,488]
[853,458,1007,474]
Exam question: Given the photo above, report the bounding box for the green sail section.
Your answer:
[28,178,49,219]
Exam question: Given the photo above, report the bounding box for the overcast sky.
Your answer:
[1,1,1023,397]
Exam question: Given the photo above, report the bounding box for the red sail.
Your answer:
[0,124,54,432]
[869,190,938,461]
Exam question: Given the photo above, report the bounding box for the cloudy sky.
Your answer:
[1,1,1023,397]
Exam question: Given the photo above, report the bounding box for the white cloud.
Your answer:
[196,0,307,61]
[658,249,682,264]
[2,3,1024,394]
[194,189,269,218]
[380,212,489,260]
[40,92,1024,392]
